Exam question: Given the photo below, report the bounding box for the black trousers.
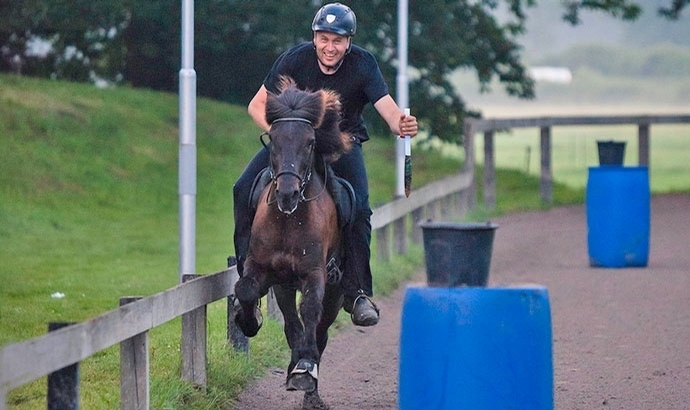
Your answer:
[232,141,374,298]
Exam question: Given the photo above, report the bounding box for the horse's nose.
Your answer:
[276,186,300,215]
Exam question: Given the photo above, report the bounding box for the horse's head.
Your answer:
[265,77,352,215]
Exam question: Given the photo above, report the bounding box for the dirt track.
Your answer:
[233,194,690,409]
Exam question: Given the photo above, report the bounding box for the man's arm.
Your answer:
[373,94,418,137]
[248,85,271,132]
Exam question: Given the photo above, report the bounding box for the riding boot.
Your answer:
[341,215,379,326]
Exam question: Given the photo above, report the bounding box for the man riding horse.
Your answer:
[234,2,419,327]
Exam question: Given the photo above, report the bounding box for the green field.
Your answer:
[1,73,687,409]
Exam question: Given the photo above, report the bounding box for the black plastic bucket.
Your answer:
[596,140,626,166]
[419,221,498,287]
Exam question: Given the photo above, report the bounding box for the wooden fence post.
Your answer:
[47,322,79,410]
[181,274,207,389]
[226,257,249,353]
[429,199,441,220]
[456,191,470,219]
[539,126,553,204]
[394,216,407,255]
[411,208,423,244]
[463,122,475,173]
[463,122,477,210]
[266,287,284,324]
[119,297,149,410]
[443,196,456,220]
[483,131,496,209]
[376,224,391,262]
[638,123,650,166]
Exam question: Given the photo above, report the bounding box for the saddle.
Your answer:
[247,166,356,284]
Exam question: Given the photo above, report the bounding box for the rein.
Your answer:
[262,117,328,207]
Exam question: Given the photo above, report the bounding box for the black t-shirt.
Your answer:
[263,42,389,142]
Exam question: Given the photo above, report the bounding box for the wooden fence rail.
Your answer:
[372,171,475,261]
[464,114,690,209]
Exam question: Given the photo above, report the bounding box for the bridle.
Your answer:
[261,117,327,207]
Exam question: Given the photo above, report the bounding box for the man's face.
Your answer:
[313,31,350,71]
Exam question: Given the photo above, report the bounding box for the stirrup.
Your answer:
[353,293,379,311]
[350,293,380,326]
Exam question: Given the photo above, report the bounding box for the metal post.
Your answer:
[395,0,409,198]
[179,0,197,282]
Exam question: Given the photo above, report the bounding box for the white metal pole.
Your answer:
[395,0,409,198]
[179,0,196,282]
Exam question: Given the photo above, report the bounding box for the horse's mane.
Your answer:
[266,76,352,163]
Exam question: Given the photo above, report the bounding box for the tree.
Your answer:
[120,1,180,90]
[2,0,686,141]
[356,0,536,139]
[0,0,127,80]
[192,1,315,104]
[561,0,687,24]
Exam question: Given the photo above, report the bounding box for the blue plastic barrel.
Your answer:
[399,286,553,410]
[586,166,650,268]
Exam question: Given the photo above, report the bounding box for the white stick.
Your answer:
[404,108,411,155]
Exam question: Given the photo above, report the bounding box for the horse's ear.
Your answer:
[312,89,340,130]
[278,75,297,93]
[321,89,341,114]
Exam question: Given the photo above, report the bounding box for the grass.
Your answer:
[1,73,687,409]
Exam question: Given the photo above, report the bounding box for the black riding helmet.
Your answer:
[312,3,357,37]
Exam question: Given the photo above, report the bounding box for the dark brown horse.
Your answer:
[234,77,352,409]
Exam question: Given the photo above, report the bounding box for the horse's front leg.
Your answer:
[316,283,343,356]
[234,260,270,337]
[273,284,303,356]
[286,269,325,392]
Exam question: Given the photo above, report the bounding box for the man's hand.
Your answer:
[399,113,418,137]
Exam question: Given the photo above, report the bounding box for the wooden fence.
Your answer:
[0,271,238,410]
[464,114,690,209]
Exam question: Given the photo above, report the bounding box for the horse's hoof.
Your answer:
[235,276,261,303]
[286,373,316,392]
[234,306,263,337]
[302,390,329,410]
[286,359,318,392]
